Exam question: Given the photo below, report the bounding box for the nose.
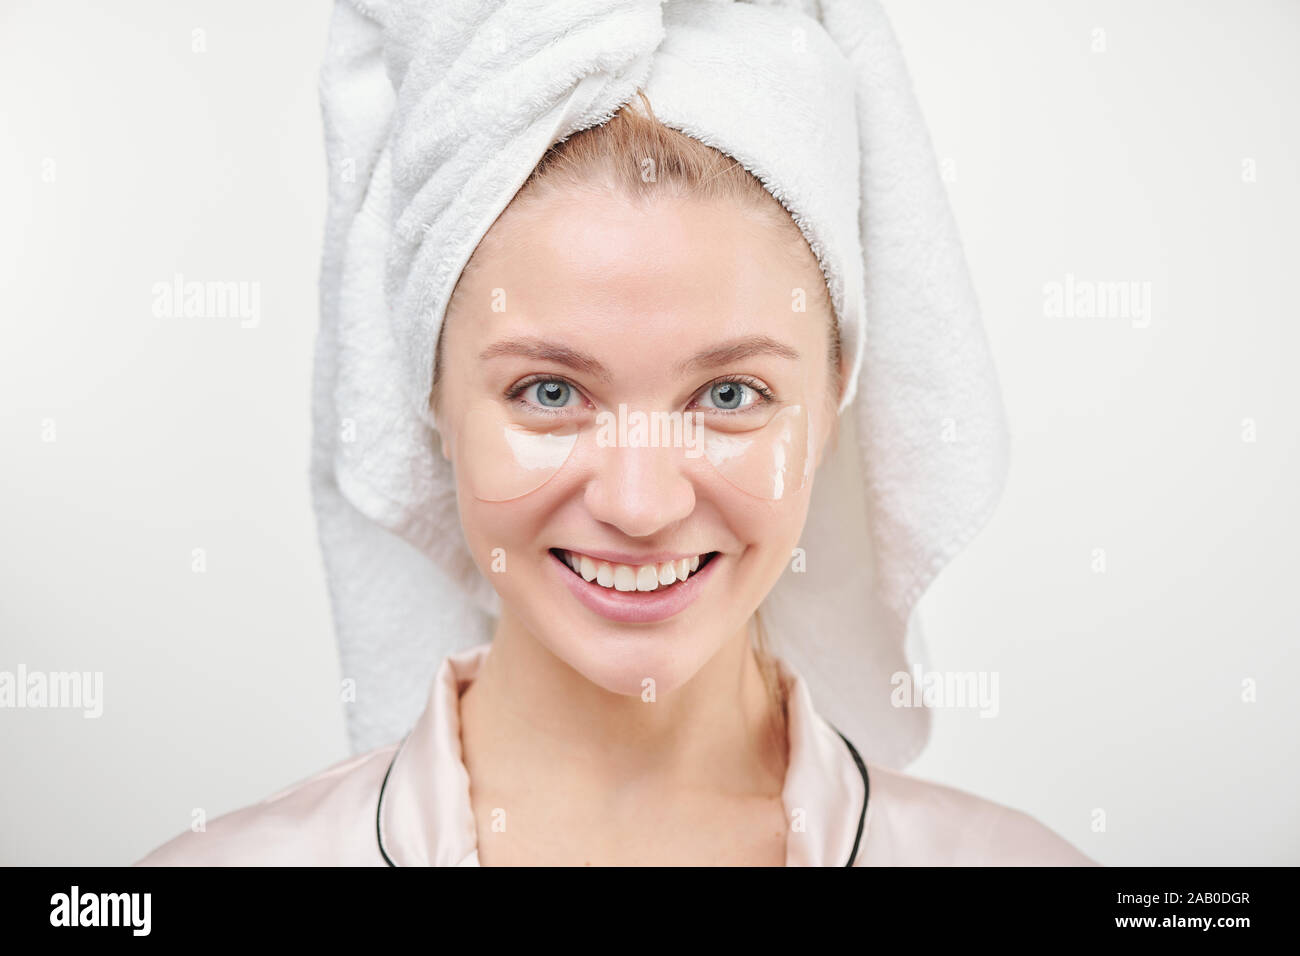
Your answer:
[582,441,696,538]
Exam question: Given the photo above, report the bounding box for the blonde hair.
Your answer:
[751,606,789,751]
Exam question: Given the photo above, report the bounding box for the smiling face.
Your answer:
[434,185,841,697]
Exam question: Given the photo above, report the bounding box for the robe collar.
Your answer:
[377,642,869,866]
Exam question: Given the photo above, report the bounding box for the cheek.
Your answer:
[713,486,811,579]
[453,483,550,580]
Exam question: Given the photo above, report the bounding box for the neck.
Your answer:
[459,613,788,801]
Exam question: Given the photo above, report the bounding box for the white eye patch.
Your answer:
[451,397,813,503]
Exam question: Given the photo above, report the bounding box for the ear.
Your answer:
[813,355,850,469]
[837,352,852,408]
[815,409,842,470]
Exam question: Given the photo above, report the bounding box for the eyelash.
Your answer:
[695,375,775,413]
[504,374,775,415]
[503,374,581,417]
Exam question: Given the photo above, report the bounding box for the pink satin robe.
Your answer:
[136,642,1098,867]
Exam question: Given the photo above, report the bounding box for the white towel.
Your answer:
[312,0,1009,769]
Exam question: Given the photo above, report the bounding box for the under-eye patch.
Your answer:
[451,393,813,503]
[454,401,582,501]
[701,402,812,500]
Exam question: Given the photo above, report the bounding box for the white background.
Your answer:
[1,0,1296,865]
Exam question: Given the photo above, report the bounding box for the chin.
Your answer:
[504,554,751,698]
[545,626,723,698]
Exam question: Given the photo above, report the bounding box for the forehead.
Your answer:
[452,189,828,352]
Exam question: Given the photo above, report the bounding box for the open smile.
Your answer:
[548,548,722,624]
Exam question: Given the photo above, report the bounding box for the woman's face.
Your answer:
[436,186,840,696]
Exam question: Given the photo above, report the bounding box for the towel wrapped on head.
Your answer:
[312,0,1010,767]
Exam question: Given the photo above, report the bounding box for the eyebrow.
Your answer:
[674,335,800,374]
[478,338,614,382]
[478,335,800,381]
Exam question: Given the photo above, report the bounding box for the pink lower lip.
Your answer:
[549,550,722,624]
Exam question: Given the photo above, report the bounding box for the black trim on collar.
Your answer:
[375,725,872,867]
[376,734,408,867]
[829,724,871,866]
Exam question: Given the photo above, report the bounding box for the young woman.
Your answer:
[136,92,1094,866]
[136,0,1097,867]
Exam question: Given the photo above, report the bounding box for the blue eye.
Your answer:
[529,379,574,408]
[700,380,754,411]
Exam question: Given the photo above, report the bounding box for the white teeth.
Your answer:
[562,550,710,592]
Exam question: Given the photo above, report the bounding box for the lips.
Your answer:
[551,548,716,592]
[548,548,722,624]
